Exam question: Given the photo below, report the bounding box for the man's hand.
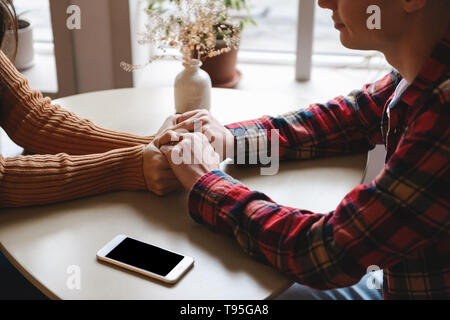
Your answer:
[165,109,235,161]
[158,131,221,191]
[155,114,180,136]
[143,142,182,196]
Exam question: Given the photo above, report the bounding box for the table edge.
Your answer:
[1,153,368,300]
[0,242,60,300]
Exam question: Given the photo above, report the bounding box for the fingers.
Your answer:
[151,178,182,196]
[159,132,214,165]
[160,143,186,167]
[169,117,206,134]
[153,130,184,148]
[159,144,176,161]
[155,110,210,141]
[154,168,179,180]
[156,114,181,135]
[176,109,209,124]
[146,167,182,196]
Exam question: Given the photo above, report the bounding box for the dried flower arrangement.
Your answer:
[121,0,241,72]
[148,0,255,32]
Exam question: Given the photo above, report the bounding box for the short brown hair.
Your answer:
[0,0,18,60]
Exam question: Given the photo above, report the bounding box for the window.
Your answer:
[14,0,57,95]
[130,0,390,88]
[239,0,297,54]
[239,0,388,69]
[14,0,53,44]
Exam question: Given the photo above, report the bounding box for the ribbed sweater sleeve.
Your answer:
[0,50,152,208]
[0,50,153,155]
[0,145,147,208]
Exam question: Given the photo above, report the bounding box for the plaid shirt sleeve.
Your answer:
[188,76,449,290]
[225,71,401,162]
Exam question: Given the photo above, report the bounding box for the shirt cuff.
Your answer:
[225,119,271,165]
[188,170,247,233]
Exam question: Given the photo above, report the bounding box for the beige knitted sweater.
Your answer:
[0,50,153,208]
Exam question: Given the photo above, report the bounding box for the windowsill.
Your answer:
[238,50,389,70]
[133,55,391,105]
[18,42,58,98]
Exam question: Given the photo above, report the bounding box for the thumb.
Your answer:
[154,130,181,148]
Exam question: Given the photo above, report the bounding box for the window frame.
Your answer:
[237,0,389,80]
[295,0,315,81]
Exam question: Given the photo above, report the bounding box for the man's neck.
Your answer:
[382,24,448,84]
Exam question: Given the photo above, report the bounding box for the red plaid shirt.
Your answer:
[188,30,450,299]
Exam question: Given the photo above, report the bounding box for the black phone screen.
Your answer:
[106,237,184,276]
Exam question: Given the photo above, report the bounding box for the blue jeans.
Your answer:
[275,271,383,300]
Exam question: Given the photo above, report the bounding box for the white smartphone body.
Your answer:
[96,234,194,284]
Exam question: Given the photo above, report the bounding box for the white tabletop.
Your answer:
[0,87,368,299]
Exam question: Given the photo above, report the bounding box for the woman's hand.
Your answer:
[142,141,182,196]
[165,109,235,161]
[141,113,183,196]
[158,131,221,191]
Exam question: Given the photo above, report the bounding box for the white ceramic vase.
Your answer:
[174,59,212,114]
[3,20,35,70]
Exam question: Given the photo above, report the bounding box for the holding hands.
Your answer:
[159,110,235,162]
[158,131,220,191]
[143,110,232,195]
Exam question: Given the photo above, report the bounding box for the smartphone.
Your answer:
[96,235,194,284]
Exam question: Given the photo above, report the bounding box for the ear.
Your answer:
[401,0,427,13]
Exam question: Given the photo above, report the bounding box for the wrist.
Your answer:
[187,171,209,191]
[114,145,147,191]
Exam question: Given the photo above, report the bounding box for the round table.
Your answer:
[0,87,368,299]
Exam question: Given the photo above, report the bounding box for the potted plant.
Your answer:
[147,0,255,88]
[2,1,34,70]
[202,0,255,88]
[121,0,241,113]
